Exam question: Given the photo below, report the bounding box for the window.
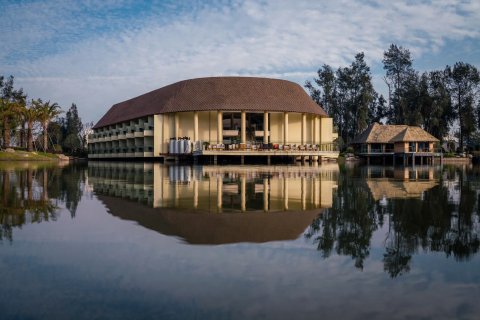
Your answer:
[409,142,416,152]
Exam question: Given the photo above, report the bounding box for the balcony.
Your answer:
[254,131,270,137]
[144,130,153,136]
[126,132,134,139]
[223,130,239,137]
[134,131,144,138]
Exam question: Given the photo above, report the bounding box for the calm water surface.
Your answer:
[0,161,479,319]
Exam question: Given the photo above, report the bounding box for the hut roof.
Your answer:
[352,123,439,144]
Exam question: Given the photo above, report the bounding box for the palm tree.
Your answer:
[37,100,62,151]
[22,100,40,152]
[0,98,23,148]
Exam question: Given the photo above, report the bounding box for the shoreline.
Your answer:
[0,150,70,162]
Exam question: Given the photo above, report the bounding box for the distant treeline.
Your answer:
[0,75,90,155]
[306,44,480,151]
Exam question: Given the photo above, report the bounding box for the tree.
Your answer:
[382,44,415,124]
[62,103,84,155]
[419,70,453,140]
[64,103,83,136]
[368,93,387,124]
[63,133,82,154]
[305,64,337,116]
[37,100,62,151]
[0,76,25,148]
[445,62,480,150]
[23,100,41,152]
[306,53,377,146]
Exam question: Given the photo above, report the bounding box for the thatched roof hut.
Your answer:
[352,123,439,144]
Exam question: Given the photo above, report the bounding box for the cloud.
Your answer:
[1,0,479,123]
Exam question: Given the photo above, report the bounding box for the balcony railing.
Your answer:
[201,142,338,152]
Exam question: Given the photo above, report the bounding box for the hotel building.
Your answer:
[88,77,339,161]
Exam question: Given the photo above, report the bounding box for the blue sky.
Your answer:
[1,0,479,124]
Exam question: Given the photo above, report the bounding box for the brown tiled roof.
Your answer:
[352,123,439,144]
[94,76,328,128]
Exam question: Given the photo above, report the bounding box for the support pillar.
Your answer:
[301,113,306,145]
[267,156,271,165]
[263,112,269,145]
[193,111,199,142]
[241,111,246,144]
[284,112,289,145]
[241,156,244,165]
[217,111,223,144]
[174,113,179,138]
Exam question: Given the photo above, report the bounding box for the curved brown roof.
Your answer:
[94,76,328,128]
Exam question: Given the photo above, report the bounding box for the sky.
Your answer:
[1,0,479,125]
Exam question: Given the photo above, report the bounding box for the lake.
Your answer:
[0,161,479,319]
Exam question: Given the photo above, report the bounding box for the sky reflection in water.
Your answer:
[0,162,479,320]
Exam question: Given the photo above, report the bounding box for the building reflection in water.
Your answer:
[88,162,339,244]
[363,166,438,201]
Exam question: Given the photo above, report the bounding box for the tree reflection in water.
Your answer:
[306,164,480,277]
[0,162,87,242]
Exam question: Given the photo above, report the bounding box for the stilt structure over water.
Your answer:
[351,123,440,166]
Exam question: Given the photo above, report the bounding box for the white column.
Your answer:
[302,113,306,145]
[193,111,199,142]
[174,113,179,138]
[284,112,289,145]
[217,111,223,144]
[263,112,269,144]
[241,111,246,144]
